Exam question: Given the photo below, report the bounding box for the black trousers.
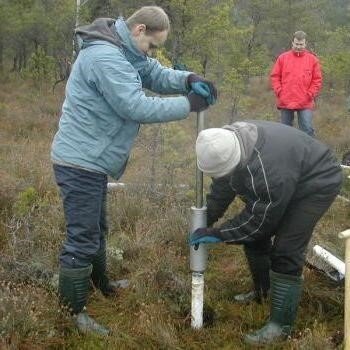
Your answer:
[53,164,108,268]
[245,191,339,276]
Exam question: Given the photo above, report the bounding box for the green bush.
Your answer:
[12,187,39,217]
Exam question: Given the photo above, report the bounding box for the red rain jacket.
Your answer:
[270,50,322,110]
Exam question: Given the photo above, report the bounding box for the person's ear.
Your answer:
[132,24,146,37]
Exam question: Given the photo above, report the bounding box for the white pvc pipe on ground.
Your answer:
[313,245,345,276]
[107,182,127,190]
[191,272,205,329]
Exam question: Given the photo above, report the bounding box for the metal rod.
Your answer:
[72,0,81,61]
[196,111,205,208]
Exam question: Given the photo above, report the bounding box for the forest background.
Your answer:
[1,0,350,349]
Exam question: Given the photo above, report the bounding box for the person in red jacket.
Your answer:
[270,31,322,137]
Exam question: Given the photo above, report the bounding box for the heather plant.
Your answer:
[0,279,67,348]
[0,50,349,350]
[12,187,39,217]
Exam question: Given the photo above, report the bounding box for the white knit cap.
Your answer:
[196,128,241,178]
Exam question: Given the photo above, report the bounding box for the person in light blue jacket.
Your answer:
[51,6,217,334]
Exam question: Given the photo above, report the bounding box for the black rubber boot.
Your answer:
[234,245,270,303]
[91,248,129,297]
[59,265,109,335]
[244,270,303,346]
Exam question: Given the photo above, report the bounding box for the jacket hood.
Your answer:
[75,17,148,69]
[223,122,258,168]
[75,18,121,47]
[114,17,146,59]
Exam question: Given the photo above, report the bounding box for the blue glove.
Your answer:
[189,227,223,246]
[187,74,217,105]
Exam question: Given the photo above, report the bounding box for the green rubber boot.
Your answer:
[234,246,270,303]
[244,270,303,346]
[91,248,129,297]
[59,265,109,335]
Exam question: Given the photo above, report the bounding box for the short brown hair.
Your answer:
[126,6,170,33]
[293,31,306,41]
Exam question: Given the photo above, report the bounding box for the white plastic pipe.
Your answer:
[191,272,205,329]
[313,245,345,276]
[190,206,207,329]
[107,182,127,190]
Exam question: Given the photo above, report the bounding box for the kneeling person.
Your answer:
[190,120,342,345]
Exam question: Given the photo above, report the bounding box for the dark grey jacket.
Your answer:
[207,120,342,243]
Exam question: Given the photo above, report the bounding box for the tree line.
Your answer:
[1,0,350,96]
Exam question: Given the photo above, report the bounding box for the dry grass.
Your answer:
[0,75,349,349]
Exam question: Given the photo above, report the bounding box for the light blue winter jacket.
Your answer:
[51,18,191,179]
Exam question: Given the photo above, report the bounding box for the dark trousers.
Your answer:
[245,191,339,276]
[53,164,108,268]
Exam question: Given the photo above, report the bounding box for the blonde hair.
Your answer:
[126,6,170,33]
